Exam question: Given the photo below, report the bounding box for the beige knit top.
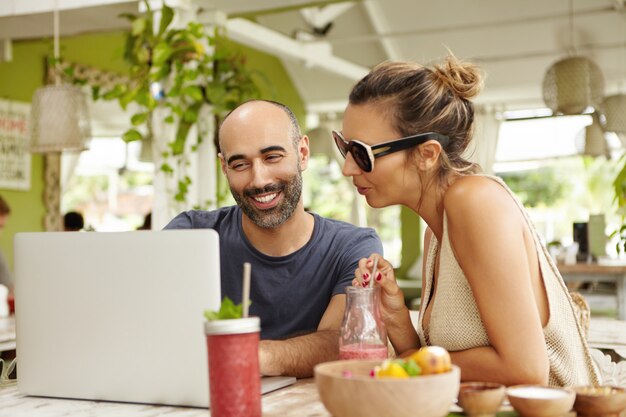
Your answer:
[416,175,600,387]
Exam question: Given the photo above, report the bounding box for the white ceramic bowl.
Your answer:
[507,385,575,417]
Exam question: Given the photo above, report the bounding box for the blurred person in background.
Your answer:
[137,212,151,230]
[63,211,84,232]
[0,196,12,289]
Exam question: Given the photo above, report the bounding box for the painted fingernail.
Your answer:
[376,273,382,281]
[363,273,369,280]
[362,281,367,287]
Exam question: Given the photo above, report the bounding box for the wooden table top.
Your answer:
[557,263,626,274]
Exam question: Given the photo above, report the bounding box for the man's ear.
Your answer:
[299,135,310,170]
[416,140,443,171]
[218,153,227,175]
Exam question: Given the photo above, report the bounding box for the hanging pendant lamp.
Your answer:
[29,5,91,153]
[542,0,605,115]
[575,112,609,158]
[542,56,604,115]
[602,94,626,135]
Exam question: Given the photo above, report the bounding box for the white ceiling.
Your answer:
[2,0,625,115]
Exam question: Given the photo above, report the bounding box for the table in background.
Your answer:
[558,263,626,320]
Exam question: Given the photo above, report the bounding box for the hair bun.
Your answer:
[431,55,484,100]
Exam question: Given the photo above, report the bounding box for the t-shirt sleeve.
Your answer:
[163,211,193,230]
[332,228,384,296]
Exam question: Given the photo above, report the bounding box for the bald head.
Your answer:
[218,100,301,154]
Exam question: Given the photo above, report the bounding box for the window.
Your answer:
[61,138,153,231]
[495,110,624,256]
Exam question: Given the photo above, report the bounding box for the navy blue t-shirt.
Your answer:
[165,206,383,339]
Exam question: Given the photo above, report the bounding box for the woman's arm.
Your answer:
[444,176,549,385]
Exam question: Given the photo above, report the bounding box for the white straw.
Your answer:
[369,258,378,288]
[242,262,251,318]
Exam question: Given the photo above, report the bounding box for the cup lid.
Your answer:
[204,316,260,335]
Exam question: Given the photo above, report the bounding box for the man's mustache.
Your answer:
[244,183,285,197]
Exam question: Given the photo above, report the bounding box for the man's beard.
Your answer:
[231,170,303,229]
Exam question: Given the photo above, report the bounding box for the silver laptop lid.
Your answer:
[14,230,221,407]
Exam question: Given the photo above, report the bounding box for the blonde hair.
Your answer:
[348,55,484,183]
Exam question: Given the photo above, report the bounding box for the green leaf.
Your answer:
[181,85,204,102]
[102,84,127,101]
[172,121,192,155]
[160,162,174,174]
[182,107,199,123]
[63,66,75,78]
[118,12,137,22]
[205,83,226,104]
[122,129,143,142]
[153,42,173,66]
[119,87,139,110]
[131,17,147,36]
[91,86,101,100]
[158,4,174,36]
[164,115,175,124]
[136,46,150,64]
[131,113,148,126]
[203,297,249,321]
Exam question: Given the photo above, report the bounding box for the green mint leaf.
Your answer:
[204,296,251,320]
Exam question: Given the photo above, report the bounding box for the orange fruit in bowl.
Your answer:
[375,360,409,379]
[409,346,452,375]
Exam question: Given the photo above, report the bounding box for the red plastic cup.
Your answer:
[204,317,261,417]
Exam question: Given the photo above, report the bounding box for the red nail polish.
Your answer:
[363,273,369,279]
[362,281,367,287]
[376,273,382,281]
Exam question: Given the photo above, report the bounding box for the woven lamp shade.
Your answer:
[602,94,626,134]
[29,84,91,153]
[542,56,605,115]
[575,113,609,158]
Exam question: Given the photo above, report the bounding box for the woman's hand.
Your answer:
[352,253,407,323]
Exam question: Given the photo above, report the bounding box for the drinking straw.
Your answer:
[369,258,378,288]
[242,262,251,318]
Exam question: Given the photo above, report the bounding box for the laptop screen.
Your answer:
[15,230,221,407]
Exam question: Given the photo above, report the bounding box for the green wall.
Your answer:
[0,30,304,273]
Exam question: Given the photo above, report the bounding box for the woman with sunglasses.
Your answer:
[337,55,599,387]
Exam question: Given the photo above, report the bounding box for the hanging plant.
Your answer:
[61,0,261,207]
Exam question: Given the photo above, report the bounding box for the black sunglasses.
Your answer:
[332,130,450,172]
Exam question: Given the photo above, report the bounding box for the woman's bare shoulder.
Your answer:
[444,176,515,215]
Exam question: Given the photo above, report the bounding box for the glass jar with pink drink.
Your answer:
[339,286,388,360]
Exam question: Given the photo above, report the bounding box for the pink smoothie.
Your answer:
[206,331,261,417]
[340,343,388,360]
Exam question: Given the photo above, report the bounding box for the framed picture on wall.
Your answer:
[0,99,31,191]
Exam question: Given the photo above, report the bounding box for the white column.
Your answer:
[149,2,220,230]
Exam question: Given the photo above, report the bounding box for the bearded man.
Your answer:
[165,100,382,378]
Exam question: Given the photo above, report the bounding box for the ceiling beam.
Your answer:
[197,0,359,17]
[362,1,399,60]
[0,0,134,17]
[225,17,369,81]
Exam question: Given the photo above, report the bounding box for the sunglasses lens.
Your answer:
[332,131,349,157]
[350,144,372,172]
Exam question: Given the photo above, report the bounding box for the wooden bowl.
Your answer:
[457,382,506,417]
[573,386,626,417]
[314,360,460,417]
[507,385,575,417]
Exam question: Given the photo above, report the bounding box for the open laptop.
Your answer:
[14,230,295,408]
